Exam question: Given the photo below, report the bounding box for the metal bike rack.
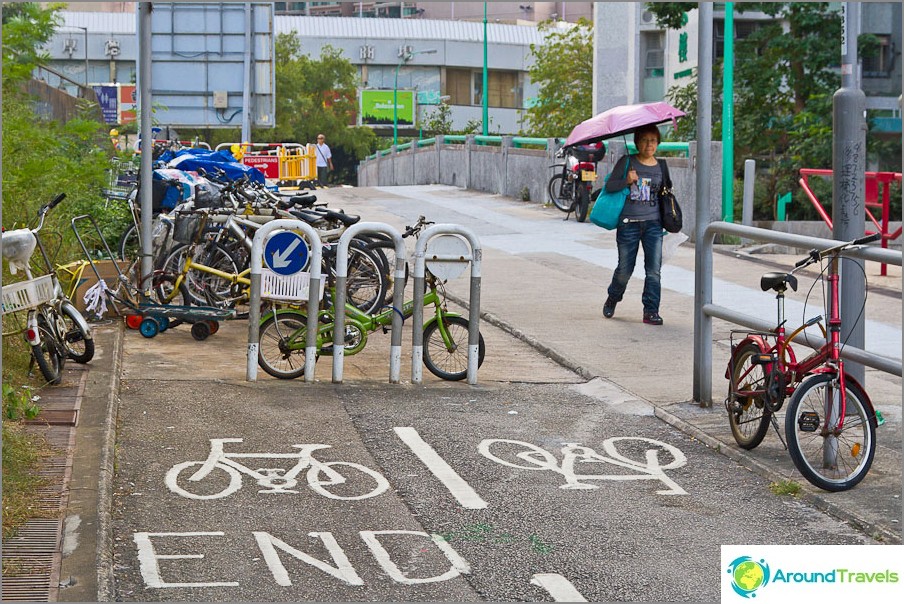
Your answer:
[247,219,323,382]
[333,223,406,384]
[412,225,483,385]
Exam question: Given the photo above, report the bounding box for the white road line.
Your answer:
[530,573,588,602]
[394,426,488,510]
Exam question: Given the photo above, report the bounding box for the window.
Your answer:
[446,69,521,108]
[446,68,472,106]
[862,34,894,77]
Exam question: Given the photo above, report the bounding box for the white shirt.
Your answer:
[315,143,332,167]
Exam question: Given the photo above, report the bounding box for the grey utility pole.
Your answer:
[693,2,714,404]
[138,2,154,285]
[833,3,867,386]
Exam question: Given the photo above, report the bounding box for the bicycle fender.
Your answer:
[25,311,41,346]
[422,312,463,331]
[60,299,93,341]
[725,334,770,379]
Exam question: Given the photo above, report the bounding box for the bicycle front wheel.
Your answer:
[547,173,573,212]
[785,374,876,492]
[60,301,95,363]
[726,343,772,450]
[422,315,485,381]
[118,223,139,261]
[258,310,310,380]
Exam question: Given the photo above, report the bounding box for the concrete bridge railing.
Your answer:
[357,135,724,240]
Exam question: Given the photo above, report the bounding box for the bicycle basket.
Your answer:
[172,214,204,245]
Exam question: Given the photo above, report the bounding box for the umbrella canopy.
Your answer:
[564,101,686,148]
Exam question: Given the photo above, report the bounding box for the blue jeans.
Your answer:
[607,219,663,314]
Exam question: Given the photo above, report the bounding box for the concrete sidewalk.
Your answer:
[334,184,903,543]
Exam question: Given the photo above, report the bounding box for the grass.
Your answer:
[2,327,56,542]
[769,479,803,497]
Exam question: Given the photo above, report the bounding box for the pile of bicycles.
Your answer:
[724,233,884,492]
[99,165,487,381]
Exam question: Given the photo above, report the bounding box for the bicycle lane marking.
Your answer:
[393,426,489,509]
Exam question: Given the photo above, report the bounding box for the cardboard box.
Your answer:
[69,260,133,318]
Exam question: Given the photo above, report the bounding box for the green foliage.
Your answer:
[658,2,901,221]
[422,101,455,136]
[2,3,112,249]
[3,384,38,421]
[524,19,594,138]
[256,33,376,182]
[1,2,64,90]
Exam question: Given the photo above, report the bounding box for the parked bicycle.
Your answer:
[547,142,604,222]
[724,233,883,492]
[257,265,486,381]
[1,194,94,384]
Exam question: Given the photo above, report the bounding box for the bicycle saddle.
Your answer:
[760,271,797,293]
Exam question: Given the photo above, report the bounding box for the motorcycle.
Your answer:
[547,142,605,222]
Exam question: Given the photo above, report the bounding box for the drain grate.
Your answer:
[2,366,84,602]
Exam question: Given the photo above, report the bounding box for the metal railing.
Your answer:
[366,136,691,160]
[694,221,903,406]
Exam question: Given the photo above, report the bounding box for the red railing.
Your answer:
[799,169,902,275]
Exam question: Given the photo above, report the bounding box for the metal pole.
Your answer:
[241,3,252,144]
[482,2,489,135]
[81,26,89,87]
[833,3,868,386]
[393,56,403,145]
[693,2,714,405]
[137,3,154,286]
[742,159,755,228]
[721,3,734,222]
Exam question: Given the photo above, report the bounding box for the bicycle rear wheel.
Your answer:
[784,374,876,492]
[725,343,772,450]
[30,310,65,385]
[258,310,309,379]
[547,173,573,212]
[422,315,485,381]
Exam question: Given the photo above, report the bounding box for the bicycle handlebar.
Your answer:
[795,232,883,269]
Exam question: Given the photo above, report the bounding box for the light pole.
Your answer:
[393,48,436,145]
[76,26,89,88]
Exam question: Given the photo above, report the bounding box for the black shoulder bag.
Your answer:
[658,159,682,233]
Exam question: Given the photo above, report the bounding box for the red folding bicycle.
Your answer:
[725,233,884,492]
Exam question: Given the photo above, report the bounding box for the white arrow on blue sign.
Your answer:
[264,231,309,276]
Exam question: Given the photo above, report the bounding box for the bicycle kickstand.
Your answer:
[769,415,788,450]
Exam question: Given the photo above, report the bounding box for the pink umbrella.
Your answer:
[564,101,686,147]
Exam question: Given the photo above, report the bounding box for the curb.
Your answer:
[96,319,124,601]
[447,291,901,546]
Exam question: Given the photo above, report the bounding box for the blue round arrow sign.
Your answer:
[264,231,309,275]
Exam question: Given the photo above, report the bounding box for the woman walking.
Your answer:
[601,123,671,326]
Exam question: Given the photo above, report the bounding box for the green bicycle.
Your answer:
[257,270,486,381]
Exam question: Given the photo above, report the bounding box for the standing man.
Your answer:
[314,133,333,187]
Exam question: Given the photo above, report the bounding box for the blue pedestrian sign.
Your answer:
[264,231,309,275]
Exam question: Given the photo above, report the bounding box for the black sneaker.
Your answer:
[643,312,663,325]
[603,297,617,318]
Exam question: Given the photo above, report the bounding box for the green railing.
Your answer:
[365,137,690,160]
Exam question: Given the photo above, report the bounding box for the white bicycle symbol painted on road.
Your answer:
[478,437,688,495]
[165,438,390,501]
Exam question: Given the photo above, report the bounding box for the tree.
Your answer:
[2,2,110,236]
[651,2,900,220]
[524,19,594,138]
[257,33,376,183]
